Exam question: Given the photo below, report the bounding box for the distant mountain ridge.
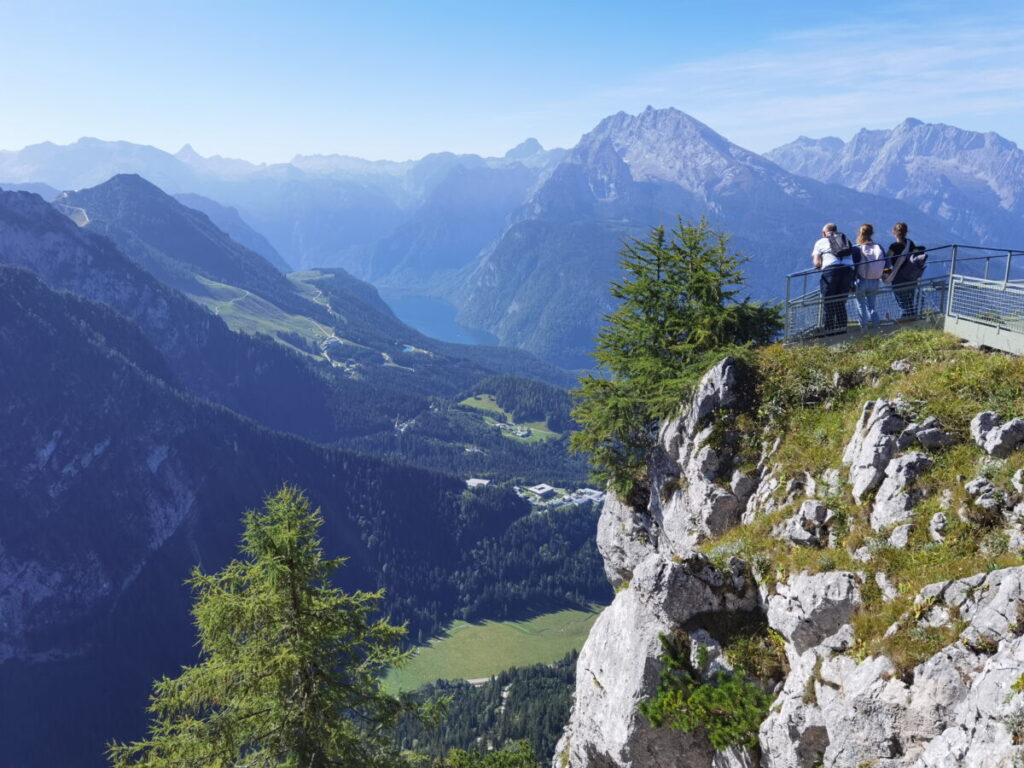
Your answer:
[766,118,1024,246]
[455,107,959,365]
[173,191,292,272]
[4,112,1019,366]
[58,174,317,318]
[0,136,567,273]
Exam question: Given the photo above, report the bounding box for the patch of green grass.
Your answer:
[699,330,1024,668]
[190,275,326,354]
[383,607,601,693]
[459,394,562,442]
[460,394,506,416]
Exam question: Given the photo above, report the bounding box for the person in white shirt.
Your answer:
[811,222,854,333]
[852,223,885,329]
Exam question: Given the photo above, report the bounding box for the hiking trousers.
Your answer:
[820,264,854,333]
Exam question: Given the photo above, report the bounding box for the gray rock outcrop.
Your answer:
[871,452,933,530]
[558,359,1024,768]
[843,399,910,502]
[971,411,1024,457]
[554,553,759,768]
[774,500,835,548]
[649,358,751,551]
[597,492,656,589]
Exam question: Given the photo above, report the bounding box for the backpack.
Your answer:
[856,243,886,280]
[827,231,853,261]
[900,245,928,281]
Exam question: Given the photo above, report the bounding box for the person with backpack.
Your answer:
[883,222,927,318]
[811,222,855,334]
[852,223,885,329]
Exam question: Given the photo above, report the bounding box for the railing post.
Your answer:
[984,255,991,281]
[946,245,958,318]
[1005,251,1013,288]
[784,274,791,342]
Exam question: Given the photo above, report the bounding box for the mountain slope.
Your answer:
[58,174,320,319]
[174,191,292,272]
[368,163,538,291]
[0,180,60,199]
[457,107,958,366]
[0,188,425,440]
[766,118,1024,245]
[0,263,541,767]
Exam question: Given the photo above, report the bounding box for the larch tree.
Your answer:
[108,485,413,768]
[571,218,780,498]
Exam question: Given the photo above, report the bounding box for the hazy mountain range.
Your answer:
[6,108,1018,365]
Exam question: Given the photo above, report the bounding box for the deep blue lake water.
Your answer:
[381,293,498,346]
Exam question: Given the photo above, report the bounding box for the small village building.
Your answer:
[527,483,556,499]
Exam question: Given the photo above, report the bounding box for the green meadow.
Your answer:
[384,606,602,692]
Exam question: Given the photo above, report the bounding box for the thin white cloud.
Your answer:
[582,12,1024,152]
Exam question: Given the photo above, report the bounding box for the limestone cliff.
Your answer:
[557,337,1024,767]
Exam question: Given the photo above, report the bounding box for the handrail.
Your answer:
[782,242,1024,352]
[785,244,1024,280]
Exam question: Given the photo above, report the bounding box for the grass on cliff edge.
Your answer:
[383,606,601,693]
[701,330,1024,674]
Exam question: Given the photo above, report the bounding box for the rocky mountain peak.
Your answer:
[767,118,1024,242]
[571,106,775,193]
[505,137,544,159]
[175,143,202,163]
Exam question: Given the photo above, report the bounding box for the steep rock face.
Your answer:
[557,360,767,767]
[557,356,1024,768]
[558,553,759,768]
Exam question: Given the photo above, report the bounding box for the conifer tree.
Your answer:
[108,486,411,768]
[571,218,780,497]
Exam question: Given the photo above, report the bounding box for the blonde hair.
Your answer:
[892,222,908,237]
[857,223,874,244]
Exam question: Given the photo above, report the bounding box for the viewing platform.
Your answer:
[783,245,1024,355]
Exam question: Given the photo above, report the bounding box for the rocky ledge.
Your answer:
[556,353,1024,768]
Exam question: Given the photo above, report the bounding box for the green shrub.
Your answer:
[640,635,773,750]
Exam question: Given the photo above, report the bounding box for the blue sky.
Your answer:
[1,0,1021,162]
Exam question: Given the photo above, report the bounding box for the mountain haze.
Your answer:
[173,191,292,272]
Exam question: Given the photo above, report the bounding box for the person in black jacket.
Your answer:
[883,222,920,318]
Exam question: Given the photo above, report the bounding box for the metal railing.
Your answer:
[783,245,1024,353]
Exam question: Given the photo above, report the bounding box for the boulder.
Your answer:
[971,411,1024,458]
[876,571,900,601]
[889,523,914,549]
[871,452,933,530]
[766,571,861,656]
[843,399,910,502]
[899,416,955,451]
[773,499,835,548]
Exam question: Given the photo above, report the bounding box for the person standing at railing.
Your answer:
[884,222,926,319]
[811,222,855,334]
[852,223,885,329]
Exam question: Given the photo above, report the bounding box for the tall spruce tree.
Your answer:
[108,486,411,768]
[571,218,780,497]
